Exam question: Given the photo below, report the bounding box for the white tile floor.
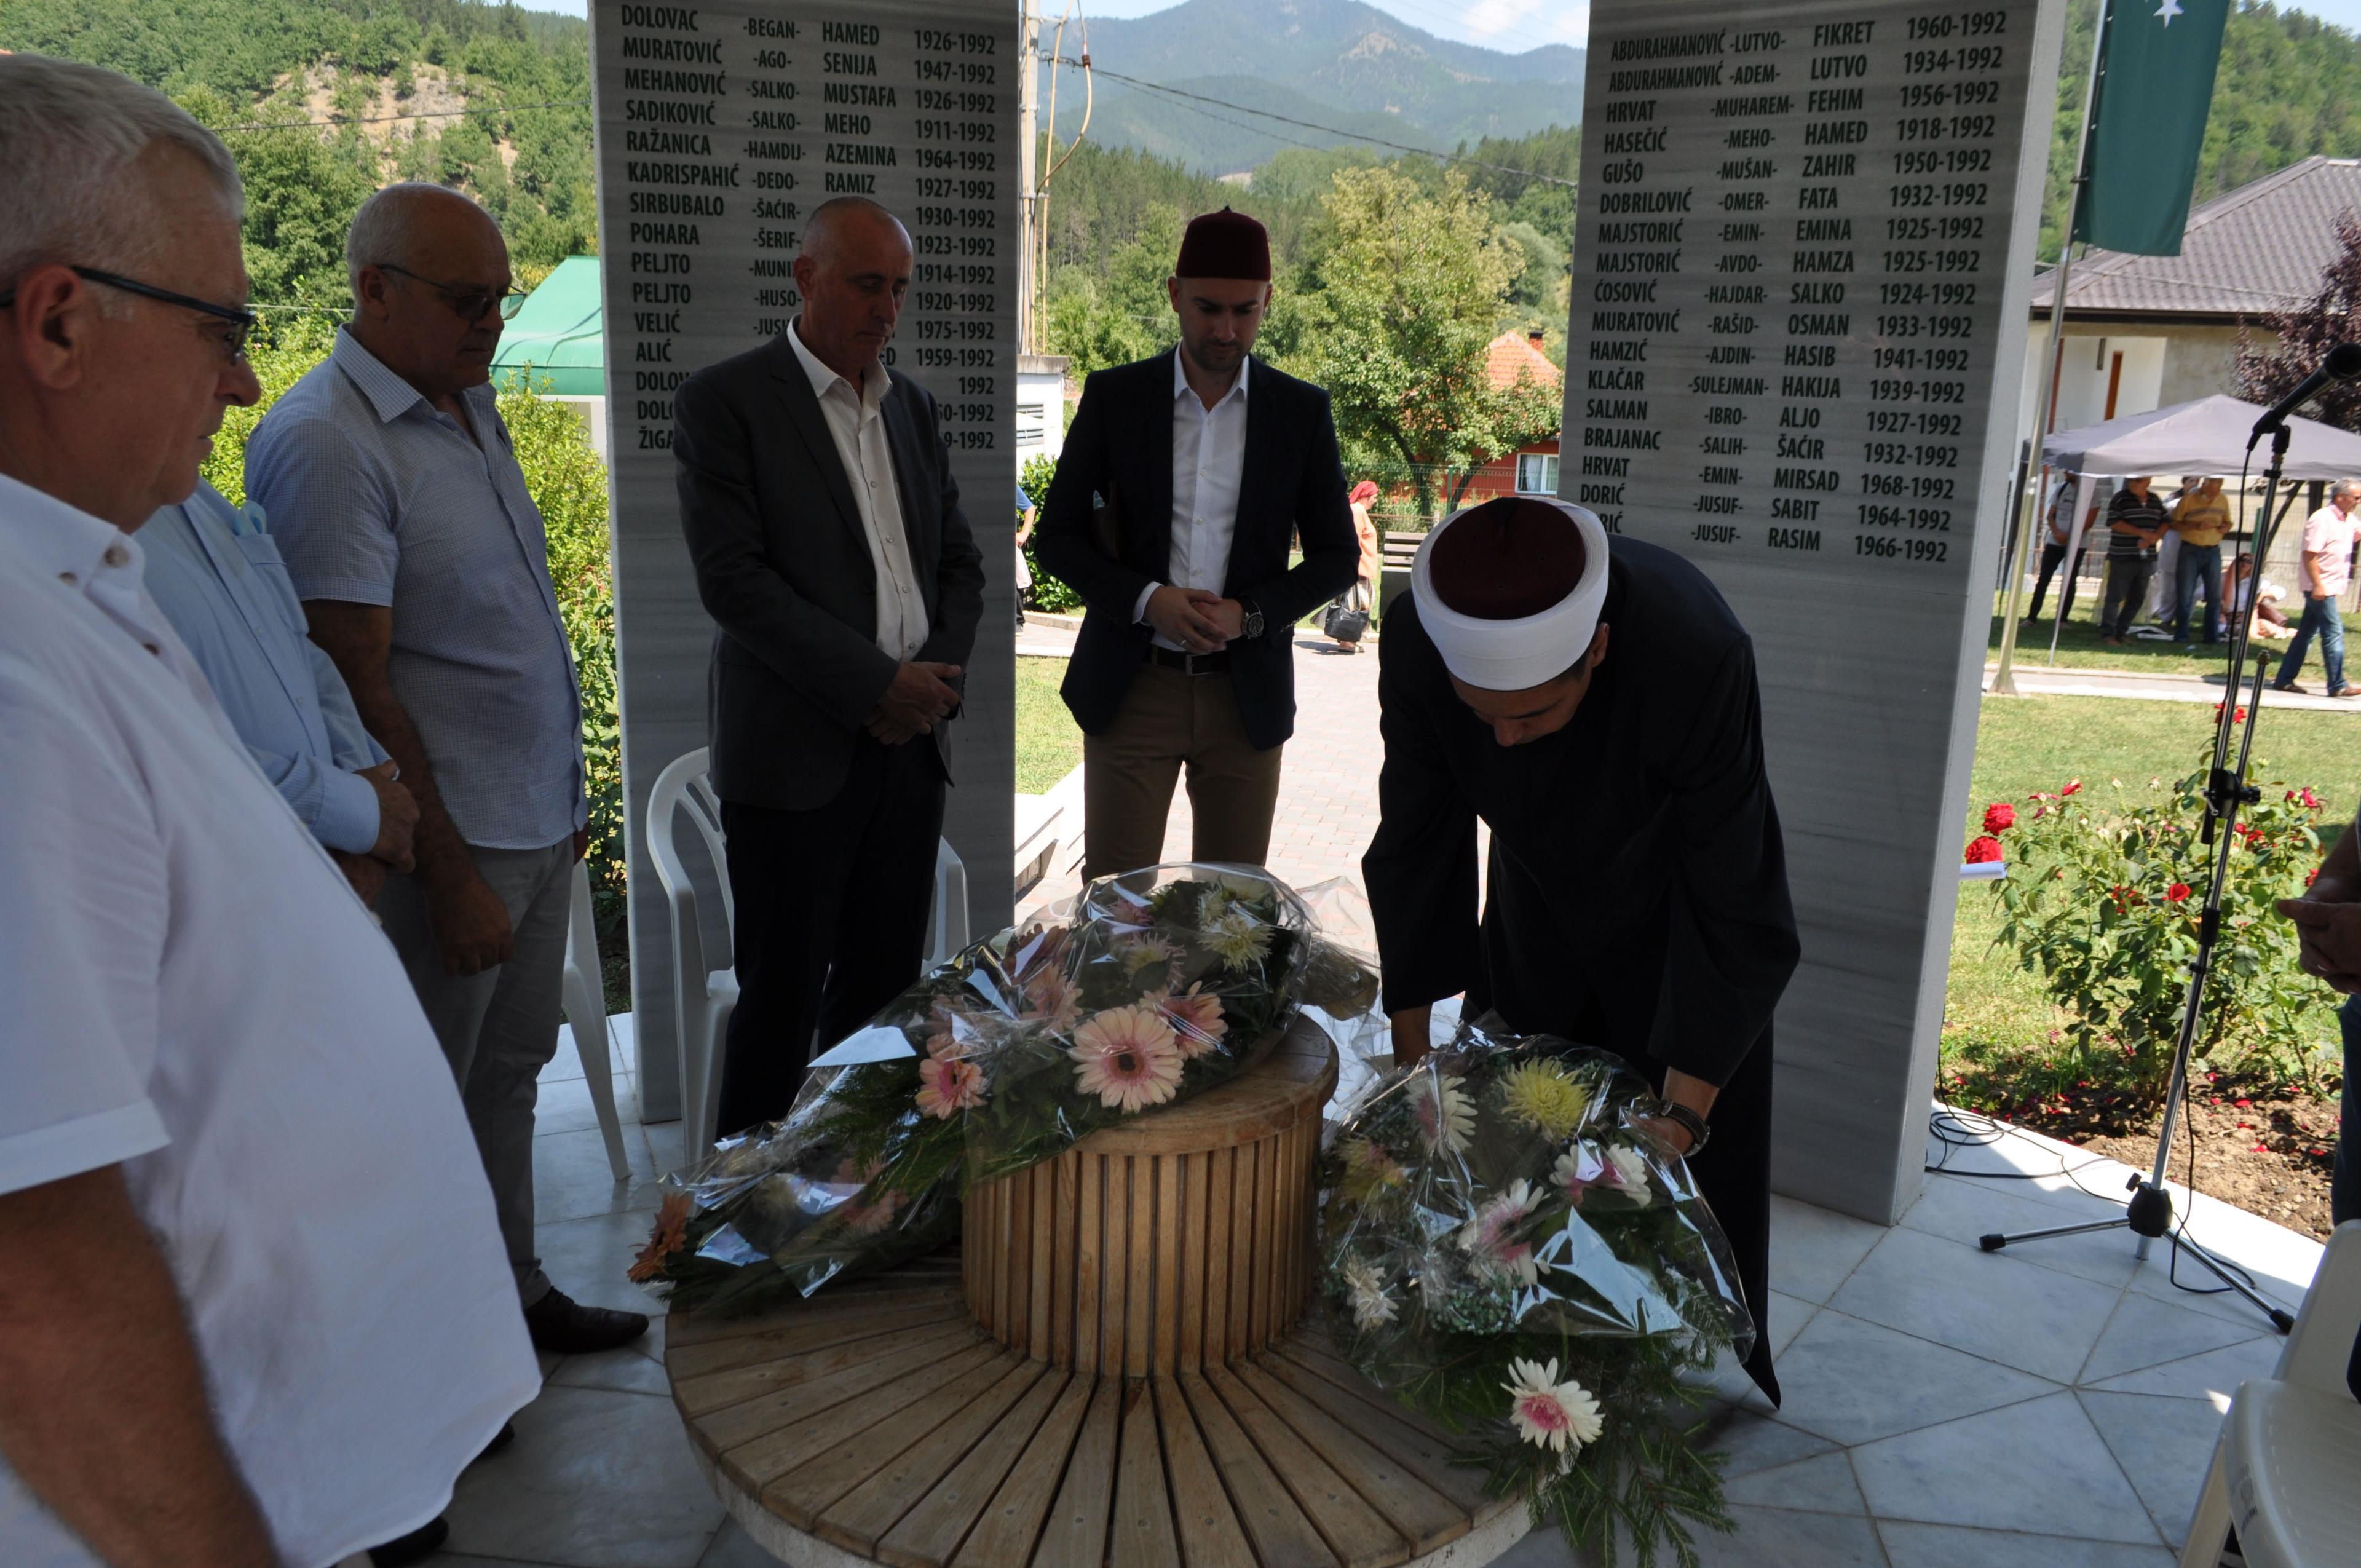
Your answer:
[429,1023,2323,1567]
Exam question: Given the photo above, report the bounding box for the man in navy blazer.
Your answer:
[1034,208,1357,879]
[673,197,984,1133]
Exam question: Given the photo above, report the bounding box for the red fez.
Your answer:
[1176,207,1271,281]
[1426,497,1586,620]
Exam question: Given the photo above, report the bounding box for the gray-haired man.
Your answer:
[0,55,536,1568]
[250,183,643,1355]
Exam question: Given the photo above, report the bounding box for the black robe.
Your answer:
[1362,537,1800,1403]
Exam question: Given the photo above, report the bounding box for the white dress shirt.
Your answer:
[0,473,537,1568]
[1134,347,1251,650]
[788,319,930,660]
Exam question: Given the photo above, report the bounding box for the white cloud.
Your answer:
[1460,0,1591,42]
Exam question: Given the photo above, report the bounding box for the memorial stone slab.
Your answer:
[589,0,1019,1114]
[1563,0,2064,1221]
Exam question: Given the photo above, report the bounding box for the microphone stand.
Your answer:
[1975,422,2301,1336]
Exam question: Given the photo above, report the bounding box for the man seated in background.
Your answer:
[141,478,418,903]
[0,53,537,1568]
[250,183,639,1355]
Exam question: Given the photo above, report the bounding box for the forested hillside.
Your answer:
[2042,0,2361,258]
[14,0,2361,303]
[0,0,595,303]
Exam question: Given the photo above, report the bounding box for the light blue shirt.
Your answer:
[139,481,390,855]
[247,328,586,850]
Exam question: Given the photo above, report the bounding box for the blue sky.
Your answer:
[524,0,2361,57]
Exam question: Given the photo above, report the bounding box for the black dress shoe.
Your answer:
[369,1515,449,1568]
[523,1286,649,1354]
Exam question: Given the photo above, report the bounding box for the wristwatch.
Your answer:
[1240,599,1266,640]
[1659,1103,1710,1154]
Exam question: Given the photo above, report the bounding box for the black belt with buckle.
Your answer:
[1147,645,1231,675]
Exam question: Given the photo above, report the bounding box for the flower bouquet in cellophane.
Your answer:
[1319,1020,1753,1565]
[633,865,1378,1314]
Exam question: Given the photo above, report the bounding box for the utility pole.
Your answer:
[1017,0,1042,354]
[1992,2,2113,695]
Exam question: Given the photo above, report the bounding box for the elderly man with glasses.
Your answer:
[0,57,539,1568]
[248,184,642,1358]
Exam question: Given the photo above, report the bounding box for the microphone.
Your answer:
[2249,341,2361,446]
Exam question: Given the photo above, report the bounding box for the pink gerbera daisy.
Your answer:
[1503,1358,1603,1460]
[915,1055,986,1119]
[1021,968,1082,1032]
[1455,1178,1541,1286]
[1069,1004,1184,1112]
[832,1158,906,1235]
[1152,981,1228,1058]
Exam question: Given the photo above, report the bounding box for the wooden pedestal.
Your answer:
[961,1016,1336,1377]
[665,1016,1526,1567]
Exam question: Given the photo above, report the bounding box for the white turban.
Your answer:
[1410,497,1612,691]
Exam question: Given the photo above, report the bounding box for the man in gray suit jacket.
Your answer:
[673,197,985,1133]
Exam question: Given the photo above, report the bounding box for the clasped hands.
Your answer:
[866,660,965,745]
[1145,585,1245,655]
[330,760,421,907]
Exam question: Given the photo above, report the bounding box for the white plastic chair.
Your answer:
[927,837,970,968]
[2180,1221,2361,1567]
[559,856,631,1181]
[646,747,738,1155]
[647,746,973,1153]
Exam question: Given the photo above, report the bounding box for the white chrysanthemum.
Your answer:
[1203,906,1272,967]
[1503,1357,1604,1458]
[1605,1144,1653,1206]
[1342,1255,1398,1329]
[1413,1072,1476,1155]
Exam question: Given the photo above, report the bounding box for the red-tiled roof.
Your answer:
[2028,156,2361,320]
[1486,331,1562,389]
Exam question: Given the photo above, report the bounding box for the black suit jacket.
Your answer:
[1034,352,1357,750]
[673,333,986,810]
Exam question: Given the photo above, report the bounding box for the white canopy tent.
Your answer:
[2017,395,2361,660]
[2041,394,2361,481]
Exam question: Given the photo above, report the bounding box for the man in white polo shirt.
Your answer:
[0,55,537,1568]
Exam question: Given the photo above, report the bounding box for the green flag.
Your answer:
[2073,0,2230,256]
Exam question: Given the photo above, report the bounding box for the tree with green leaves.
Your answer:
[1286,167,1560,521]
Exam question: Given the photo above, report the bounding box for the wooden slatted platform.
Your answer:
[668,1267,1527,1567]
[963,1020,1336,1376]
[666,1022,1525,1566]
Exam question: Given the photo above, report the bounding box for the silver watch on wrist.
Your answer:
[1240,599,1265,639]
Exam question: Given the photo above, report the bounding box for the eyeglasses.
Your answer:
[0,265,256,361]
[374,263,528,324]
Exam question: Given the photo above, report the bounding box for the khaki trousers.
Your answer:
[376,837,575,1307]
[1083,665,1283,879]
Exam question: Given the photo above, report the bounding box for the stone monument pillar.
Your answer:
[1564,0,2066,1221]
[588,0,1020,1115]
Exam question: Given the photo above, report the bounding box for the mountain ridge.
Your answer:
[1041,0,1584,172]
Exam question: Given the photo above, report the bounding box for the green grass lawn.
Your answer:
[1945,693,2354,1104]
[1987,592,2361,680]
[1016,657,1083,793]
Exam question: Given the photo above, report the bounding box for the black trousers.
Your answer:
[2027,542,2081,624]
[716,737,947,1134]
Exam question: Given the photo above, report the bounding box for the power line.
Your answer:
[220,98,590,133]
[1046,55,1577,189]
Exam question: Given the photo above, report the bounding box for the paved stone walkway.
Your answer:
[1018,628,1386,917]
